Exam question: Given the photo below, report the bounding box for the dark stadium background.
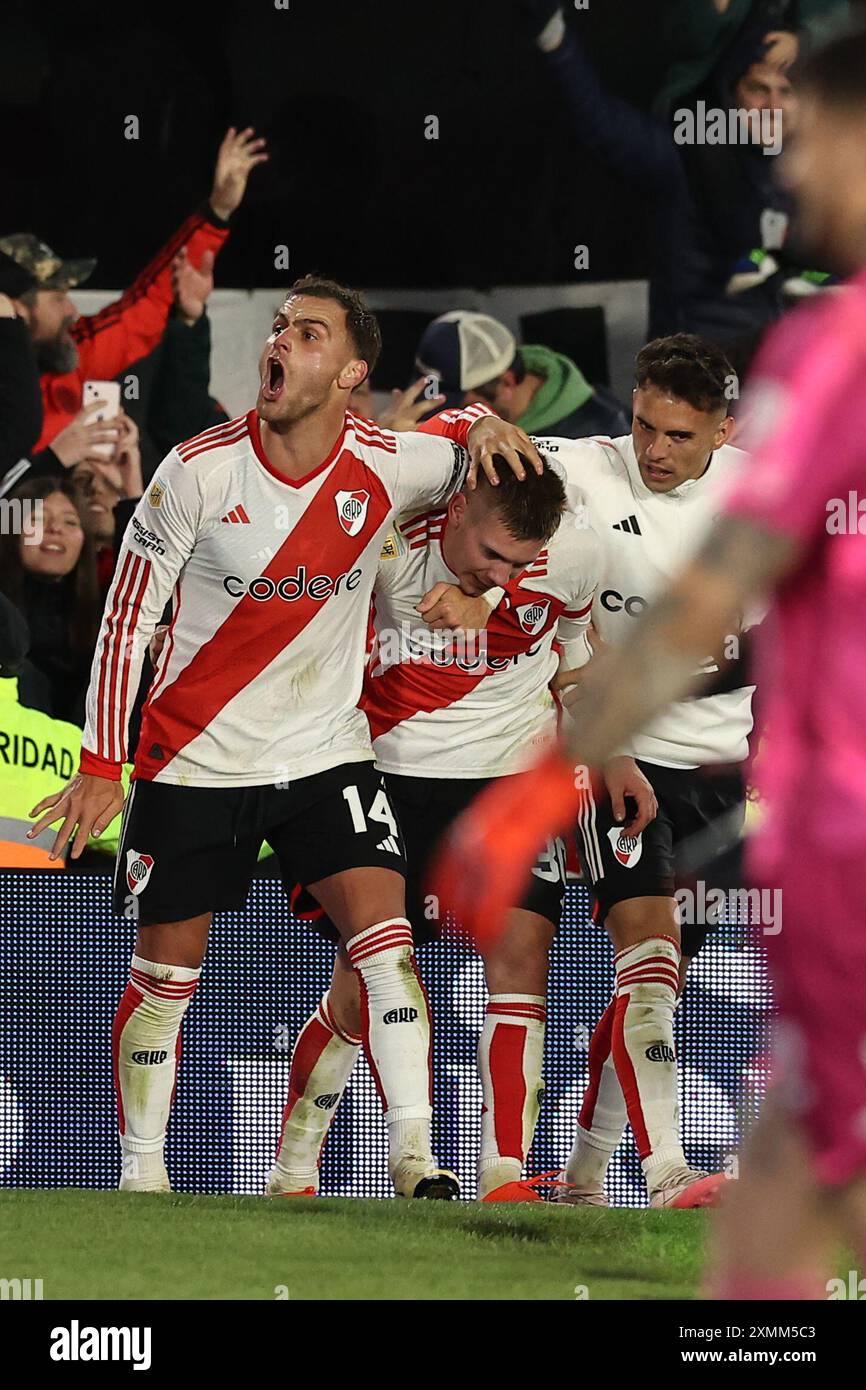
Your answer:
[1,0,664,290]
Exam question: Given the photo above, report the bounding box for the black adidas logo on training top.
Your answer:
[612,515,642,535]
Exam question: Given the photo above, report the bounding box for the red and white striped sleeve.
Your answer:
[388,403,496,515]
[80,449,202,780]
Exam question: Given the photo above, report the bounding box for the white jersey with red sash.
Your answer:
[81,406,490,787]
[364,504,600,778]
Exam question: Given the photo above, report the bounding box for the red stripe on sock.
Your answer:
[276,1015,336,1159]
[129,970,198,999]
[615,934,681,961]
[611,991,651,1160]
[347,925,412,963]
[318,995,361,1048]
[112,983,143,1136]
[616,969,679,992]
[578,997,615,1132]
[347,932,413,965]
[488,1022,528,1162]
[486,1003,547,1023]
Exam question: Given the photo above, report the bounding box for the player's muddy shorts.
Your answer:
[388,772,568,945]
[113,761,406,926]
[762,841,866,1188]
[574,760,745,957]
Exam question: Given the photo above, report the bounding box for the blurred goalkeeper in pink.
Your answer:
[434,22,866,1298]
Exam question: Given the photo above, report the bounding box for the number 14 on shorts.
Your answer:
[343,782,402,854]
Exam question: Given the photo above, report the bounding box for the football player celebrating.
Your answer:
[429,336,757,1210]
[434,20,866,1293]
[547,336,757,1210]
[29,276,541,1200]
[267,452,657,1201]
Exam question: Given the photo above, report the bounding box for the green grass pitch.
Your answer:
[0,1189,708,1300]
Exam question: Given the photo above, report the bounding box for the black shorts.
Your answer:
[574,761,745,957]
[388,772,568,944]
[113,761,406,927]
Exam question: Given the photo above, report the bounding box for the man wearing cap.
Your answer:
[0,287,44,478]
[415,310,629,442]
[0,126,267,459]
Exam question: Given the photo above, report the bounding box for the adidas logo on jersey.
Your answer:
[612,515,642,535]
[221,505,251,524]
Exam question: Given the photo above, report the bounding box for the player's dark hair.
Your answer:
[797,21,866,109]
[475,456,566,543]
[288,275,382,379]
[634,334,735,415]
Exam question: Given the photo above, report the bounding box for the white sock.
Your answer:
[478,994,546,1196]
[611,936,686,1188]
[567,995,627,1188]
[346,920,433,1170]
[271,993,360,1191]
[113,955,200,1169]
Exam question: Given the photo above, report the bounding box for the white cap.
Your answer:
[415,311,518,392]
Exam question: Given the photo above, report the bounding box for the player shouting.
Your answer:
[267,453,657,1202]
[434,21,866,1293]
[29,276,541,1199]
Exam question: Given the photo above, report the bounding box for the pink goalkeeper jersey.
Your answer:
[80,405,491,787]
[724,269,866,870]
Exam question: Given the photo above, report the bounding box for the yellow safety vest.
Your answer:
[0,677,127,868]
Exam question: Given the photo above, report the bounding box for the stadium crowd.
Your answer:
[0,0,854,1222]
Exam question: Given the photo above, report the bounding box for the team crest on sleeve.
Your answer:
[126,850,155,895]
[336,490,370,536]
[148,481,165,509]
[516,600,550,635]
[607,827,642,868]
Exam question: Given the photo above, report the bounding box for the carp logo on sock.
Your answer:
[335,490,370,536]
[314,1093,340,1110]
[516,600,550,636]
[131,1049,168,1065]
[382,1007,419,1024]
[125,850,155,895]
[645,1043,676,1063]
[607,827,643,867]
